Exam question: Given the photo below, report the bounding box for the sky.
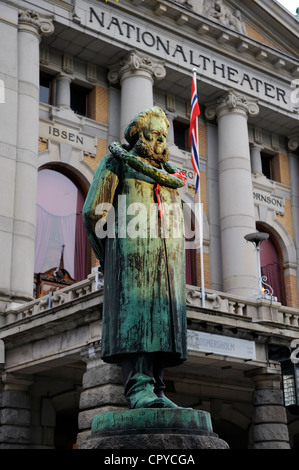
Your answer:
[276,0,298,14]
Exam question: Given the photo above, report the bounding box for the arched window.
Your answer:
[34,169,88,295]
[259,232,284,304]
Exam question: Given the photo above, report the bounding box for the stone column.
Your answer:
[76,343,127,449]
[55,73,71,107]
[246,367,290,449]
[0,4,17,313]
[250,144,263,174]
[165,112,175,145]
[108,49,166,139]
[205,90,259,297]
[288,137,299,295]
[9,10,54,306]
[107,86,121,145]
[0,373,33,449]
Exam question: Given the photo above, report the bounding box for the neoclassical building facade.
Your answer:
[0,0,299,449]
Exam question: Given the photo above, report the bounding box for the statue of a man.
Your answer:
[83,106,188,409]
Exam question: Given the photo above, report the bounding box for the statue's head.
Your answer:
[124,106,170,164]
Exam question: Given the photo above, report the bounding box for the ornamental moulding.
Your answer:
[108,49,166,84]
[288,133,299,151]
[18,9,54,38]
[205,89,259,120]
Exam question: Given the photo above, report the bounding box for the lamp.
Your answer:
[269,345,299,414]
[244,232,277,300]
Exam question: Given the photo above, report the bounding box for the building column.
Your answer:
[108,49,166,139]
[165,111,176,145]
[288,136,299,296]
[205,90,259,297]
[0,373,33,449]
[250,144,263,174]
[246,367,290,449]
[55,73,71,107]
[0,4,18,314]
[76,343,127,449]
[9,10,54,307]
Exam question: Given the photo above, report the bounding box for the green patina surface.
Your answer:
[83,107,188,366]
[91,408,213,435]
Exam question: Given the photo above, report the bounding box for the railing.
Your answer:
[186,285,299,329]
[3,273,101,325]
[2,275,299,331]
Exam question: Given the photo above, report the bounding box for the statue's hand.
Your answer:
[108,141,128,161]
[108,142,186,189]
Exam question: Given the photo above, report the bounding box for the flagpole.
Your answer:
[193,68,205,307]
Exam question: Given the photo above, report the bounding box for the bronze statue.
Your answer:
[83,106,188,409]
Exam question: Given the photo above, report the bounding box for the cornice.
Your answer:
[119,0,299,81]
[13,0,299,81]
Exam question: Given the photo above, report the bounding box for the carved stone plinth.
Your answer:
[78,408,229,449]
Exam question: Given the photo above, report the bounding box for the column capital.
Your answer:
[18,9,54,39]
[108,49,166,85]
[205,89,259,121]
[250,143,264,151]
[288,133,299,151]
[55,72,73,83]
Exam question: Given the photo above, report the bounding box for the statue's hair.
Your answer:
[124,106,169,149]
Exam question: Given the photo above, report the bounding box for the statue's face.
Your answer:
[144,117,168,156]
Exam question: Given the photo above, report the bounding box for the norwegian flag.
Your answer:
[189,75,200,194]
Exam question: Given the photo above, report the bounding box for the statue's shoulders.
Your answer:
[95,152,121,174]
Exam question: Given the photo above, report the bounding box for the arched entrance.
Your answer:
[257,224,285,304]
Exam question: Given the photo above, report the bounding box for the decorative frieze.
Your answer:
[204,1,247,34]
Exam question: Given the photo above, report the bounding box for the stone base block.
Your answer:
[78,408,229,449]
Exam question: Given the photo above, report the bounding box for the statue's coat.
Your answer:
[83,153,187,366]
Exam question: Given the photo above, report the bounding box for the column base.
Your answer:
[78,408,229,449]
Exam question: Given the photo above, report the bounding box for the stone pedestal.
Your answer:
[80,408,229,449]
[246,367,291,449]
[0,373,33,449]
[76,344,127,447]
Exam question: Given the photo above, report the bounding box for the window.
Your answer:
[173,120,191,152]
[40,72,54,105]
[70,83,91,116]
[34,169,88,288]
[261,152,273,179]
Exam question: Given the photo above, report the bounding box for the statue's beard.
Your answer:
[134,135,170,166]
